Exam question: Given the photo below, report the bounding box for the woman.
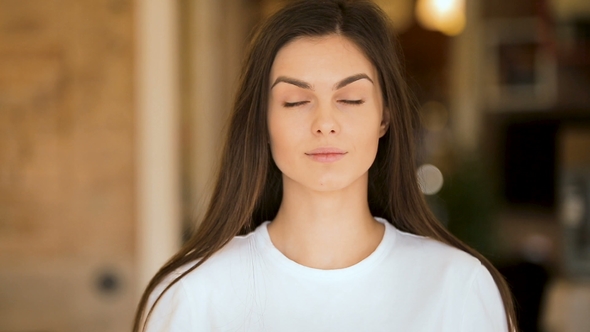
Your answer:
[133,0,517,331]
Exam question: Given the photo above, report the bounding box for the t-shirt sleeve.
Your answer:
[142,277,197,332]
[460,263,509,332]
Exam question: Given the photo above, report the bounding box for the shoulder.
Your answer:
[147,231,257,298]
[167,231,257,288]
[394,227,480,269]
[386,225,507,330]
[460,263,508,331]
[143,232,258,330]
[388,223,489,298]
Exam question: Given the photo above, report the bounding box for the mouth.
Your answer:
[305,148,347,162]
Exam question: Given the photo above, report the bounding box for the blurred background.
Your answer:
[0,0,589,331]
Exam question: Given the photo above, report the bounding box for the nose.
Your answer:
[311,103,340,135]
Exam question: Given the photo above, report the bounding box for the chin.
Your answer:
[300,173,367,193]
[279,164,371,193]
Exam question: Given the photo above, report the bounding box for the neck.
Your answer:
[267,174,384,269]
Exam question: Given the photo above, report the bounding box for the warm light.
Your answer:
[417,164,444,195]
[415,0,466,36]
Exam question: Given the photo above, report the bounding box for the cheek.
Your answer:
[350,113,383,161]
[268,131,286,164]
[268,112,297,165]
[357,127,381,158]
[269,137,299,179]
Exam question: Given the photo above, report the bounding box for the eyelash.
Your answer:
[282,100,364,107]
[283,101,309,107]
[341,99,364,105]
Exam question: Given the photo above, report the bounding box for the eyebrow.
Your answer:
[270,73,373,90]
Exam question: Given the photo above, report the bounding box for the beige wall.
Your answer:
[0,0,136,331]
[135,0,182,295]
[0,0,253,330]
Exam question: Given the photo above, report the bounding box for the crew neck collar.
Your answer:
[254,217,396,281]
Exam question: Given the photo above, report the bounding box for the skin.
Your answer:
[267,34,389,269]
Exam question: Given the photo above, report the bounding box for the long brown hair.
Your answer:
[133,1,517,331]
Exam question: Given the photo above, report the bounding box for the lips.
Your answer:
[305,147,347,162]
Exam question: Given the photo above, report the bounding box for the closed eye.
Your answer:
[339,100,364,105]
[283,101,309,107]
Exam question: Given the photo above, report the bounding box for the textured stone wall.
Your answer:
[0,0,136,331]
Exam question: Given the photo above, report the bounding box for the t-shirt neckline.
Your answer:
[255,217,396,281]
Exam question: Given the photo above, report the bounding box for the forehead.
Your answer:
[270,35,377,80]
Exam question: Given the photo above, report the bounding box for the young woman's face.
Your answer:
[268,35,388,192]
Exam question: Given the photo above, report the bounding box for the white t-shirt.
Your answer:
[144,218,508,332]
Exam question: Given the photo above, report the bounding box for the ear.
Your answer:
[379,107,390,137]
